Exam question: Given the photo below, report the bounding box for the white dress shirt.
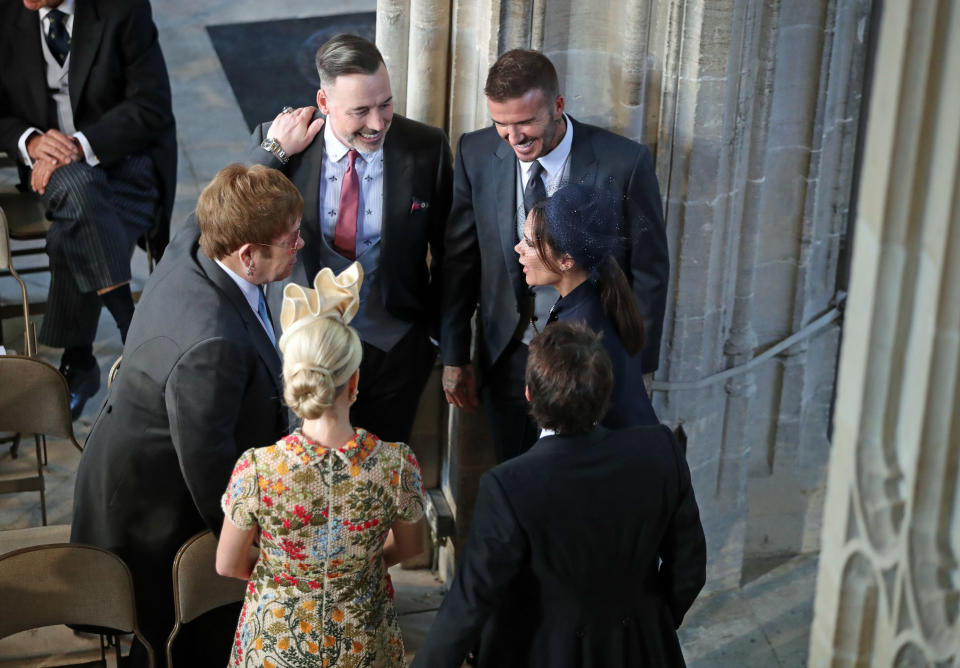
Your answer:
[518,113,574,198]
[17,0,99,168]
[318,123,384,256]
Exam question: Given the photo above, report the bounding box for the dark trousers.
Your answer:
[38,154,158,348]
[128,601,240,668]
[480,338,539,463]
[350,322,438,444]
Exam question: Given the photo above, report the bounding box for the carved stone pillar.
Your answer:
[809,1,960,663]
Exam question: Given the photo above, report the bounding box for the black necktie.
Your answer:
[45,9,70,67]
[523,160,547,218]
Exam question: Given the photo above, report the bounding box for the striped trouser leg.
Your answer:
[38,154,158,348]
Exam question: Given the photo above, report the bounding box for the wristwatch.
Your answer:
[260,137,289,164]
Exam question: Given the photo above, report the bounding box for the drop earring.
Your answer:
[247,263,254,277]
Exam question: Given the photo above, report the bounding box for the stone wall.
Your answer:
[378,0,875,592]
[809,0,960,663]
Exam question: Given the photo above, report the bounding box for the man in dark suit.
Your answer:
[414,322,706,667]
[71,164,302,667]
[440,49,668,462]
[0,0,176,418]
[247,34,453,444]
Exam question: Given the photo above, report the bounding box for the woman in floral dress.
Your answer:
[216,263,426,668]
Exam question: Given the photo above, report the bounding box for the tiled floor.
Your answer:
[1,1,818,665]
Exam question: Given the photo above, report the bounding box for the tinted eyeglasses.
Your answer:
[254,229,303,255]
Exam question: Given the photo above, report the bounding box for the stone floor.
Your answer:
[1,0,818,664]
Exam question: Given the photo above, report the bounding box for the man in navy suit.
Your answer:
[415,322,706,667]
[0,0,176,417]
[247,34,453,444]
[440,49,668,462]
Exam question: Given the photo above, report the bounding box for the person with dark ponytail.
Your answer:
[514,183,658,427]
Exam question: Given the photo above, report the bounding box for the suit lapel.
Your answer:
[492,139,525,298]
[382,129,413,269]
[68,0,105,113]
[291,123,326,282]
[197,252,283,396]
[568,118,600,187]
[12,6,48,126]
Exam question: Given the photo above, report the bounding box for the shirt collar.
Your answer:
[323,121,381,165]
[519,113,574,180]
[40,0,74,20]
[214,258,261,315]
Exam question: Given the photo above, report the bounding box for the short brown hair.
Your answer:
[315,34,385,88]
[525,321,613,435]
[484,49,559,102]
[197,164,303,259]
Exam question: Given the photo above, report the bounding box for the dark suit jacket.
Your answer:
[413,425,706,668]
[0,0,176,257]
[550,280,658,428]
[440,119,668,372]
[247,114,453,333]
[70,221,288,651]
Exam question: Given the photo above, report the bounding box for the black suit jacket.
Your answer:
[413,425,706,668]
[0,0,176,256]
[71,221,288,648]
[247,114,453,333]
[440,119,668,372]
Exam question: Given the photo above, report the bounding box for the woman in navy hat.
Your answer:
[515,183,658,428]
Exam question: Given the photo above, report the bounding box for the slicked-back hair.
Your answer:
[315,34,385,87]
[525,322,613,435]
[485,49,559,102]
[197,164,303,259]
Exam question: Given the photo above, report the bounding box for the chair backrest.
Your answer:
[167,530,251,666]
[0,205,12,272]
[0,355,81,450]
[0,543,154,667]
[171,531,250,625]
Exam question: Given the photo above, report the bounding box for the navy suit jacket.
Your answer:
[0,0,177,257]
[440,118,668,372]
[413,425,706,667]
[550,280,658,428]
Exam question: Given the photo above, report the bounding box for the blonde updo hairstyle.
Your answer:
[279,315,362,420]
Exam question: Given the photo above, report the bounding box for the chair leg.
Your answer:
[35,434,46,525]
[10,432,20,458]
[42,434,47,465]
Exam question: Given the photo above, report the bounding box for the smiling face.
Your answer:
[317,63,393,154]
[488,88,565,162]
[515,212,563,287]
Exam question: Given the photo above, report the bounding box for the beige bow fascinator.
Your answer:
[280,262,363,338]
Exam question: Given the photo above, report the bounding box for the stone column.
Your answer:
[376,0,410,114]
[809,1,960,664]
[404,0,453,127]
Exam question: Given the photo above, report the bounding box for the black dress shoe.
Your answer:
[60,362,101,420]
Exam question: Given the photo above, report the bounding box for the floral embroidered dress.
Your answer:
[221,428,425,668]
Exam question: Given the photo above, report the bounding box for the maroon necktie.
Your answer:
[333,149,359,260]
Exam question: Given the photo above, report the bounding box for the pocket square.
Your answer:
[410,198,430,213]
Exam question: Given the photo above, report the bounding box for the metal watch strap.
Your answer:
[261,138,289,164]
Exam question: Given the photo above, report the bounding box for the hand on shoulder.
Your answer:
[266,106,324,157]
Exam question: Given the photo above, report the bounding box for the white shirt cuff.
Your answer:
[73,131,99,166]
[17,127,41,166]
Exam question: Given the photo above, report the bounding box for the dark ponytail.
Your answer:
[597,256,645,356]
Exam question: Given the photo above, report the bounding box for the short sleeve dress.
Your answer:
[221,428,425,668]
